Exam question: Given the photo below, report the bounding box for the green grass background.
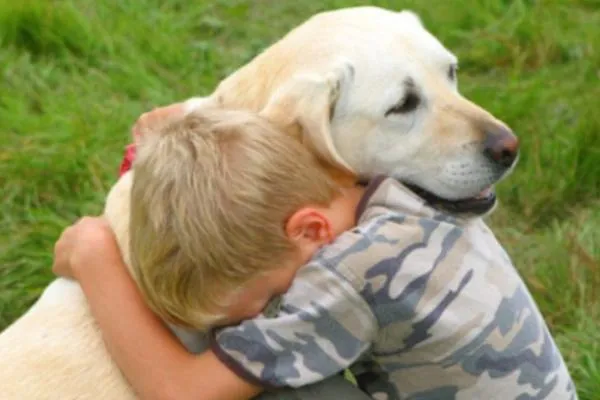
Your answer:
[0,0,598,397]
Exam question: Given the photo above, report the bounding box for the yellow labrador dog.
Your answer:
[0,6,518,399]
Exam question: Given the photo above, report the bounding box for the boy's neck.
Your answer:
[328,185,367,238]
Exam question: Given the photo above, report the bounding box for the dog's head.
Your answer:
[215,6,519,216]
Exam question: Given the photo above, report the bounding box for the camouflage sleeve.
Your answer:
[211,260,378,389]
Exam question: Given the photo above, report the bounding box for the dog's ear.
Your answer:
[259,62,355,174]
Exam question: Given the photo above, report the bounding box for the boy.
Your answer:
[56,108,369,400]
[54,107,577,399]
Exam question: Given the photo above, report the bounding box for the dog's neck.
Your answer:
[103,171,135,277]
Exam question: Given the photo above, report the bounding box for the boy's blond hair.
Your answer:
[129,109,340,330]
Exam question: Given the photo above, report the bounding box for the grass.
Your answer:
[0,0,598,397]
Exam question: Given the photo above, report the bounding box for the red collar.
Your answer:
[118,144,137,177]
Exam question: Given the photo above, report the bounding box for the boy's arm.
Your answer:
[53,217,262,400]
[211,259,378,389]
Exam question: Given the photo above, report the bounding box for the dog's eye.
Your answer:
[386,92,420,116]
[448,64,458,80]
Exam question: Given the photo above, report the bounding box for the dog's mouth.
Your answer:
[405,184,497,215]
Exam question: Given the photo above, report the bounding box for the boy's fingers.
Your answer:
[52,239,69,276]
[52,223,77,273]
[51,216,108,277]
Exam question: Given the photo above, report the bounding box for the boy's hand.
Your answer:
[52,216,122,279]
[132,102,186,141]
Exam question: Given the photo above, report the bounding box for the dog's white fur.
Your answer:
[0,7,515,399]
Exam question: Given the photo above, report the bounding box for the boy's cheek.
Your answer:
[277,273,296,294]
[225,298,269,323]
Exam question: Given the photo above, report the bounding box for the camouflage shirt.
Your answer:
[212,177,577,399]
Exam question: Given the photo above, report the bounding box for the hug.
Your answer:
[0,6,577,400]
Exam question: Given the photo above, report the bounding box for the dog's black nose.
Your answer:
[483,127,519,168]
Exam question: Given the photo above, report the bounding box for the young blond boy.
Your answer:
[54,108,577,400]
[55,108,368,400]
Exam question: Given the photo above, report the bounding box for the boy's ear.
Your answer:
[285,208,333,245]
